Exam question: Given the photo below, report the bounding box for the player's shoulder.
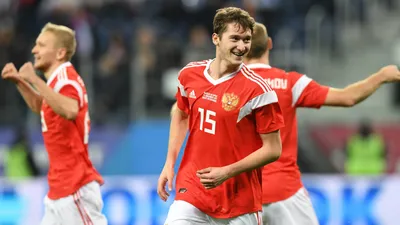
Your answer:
[52,62,85,89]
[246,64,287,78]
[64,63,80,79]
[179,60,209,75]
[240,64,274,93]
[52,62,79,82]
[178,59,210,84]
[285,70,304,78]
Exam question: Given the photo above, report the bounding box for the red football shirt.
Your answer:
[41,62,103,199]
[247,64,329,203]
[174,60,285,218]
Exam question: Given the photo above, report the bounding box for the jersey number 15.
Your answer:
[198,107,216,135]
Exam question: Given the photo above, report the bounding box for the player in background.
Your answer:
[244,22,400,225]
[1,23,107,225]
[157,7,285,225]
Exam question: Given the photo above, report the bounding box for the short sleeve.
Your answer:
[290,72,329,108]
[237,90,284,134]
[254,102,284,134]
[54,80,84,107]
[175,77,190,115]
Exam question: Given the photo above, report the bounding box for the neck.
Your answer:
[209,57,241,80]
[43,61,65,80]
[245,52,270,66]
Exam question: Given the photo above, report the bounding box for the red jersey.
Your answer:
[247,64,329,203]
[174,60,285,218]
[41,62,103,199]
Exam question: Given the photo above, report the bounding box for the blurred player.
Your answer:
[157,7,284,225]
[244,22,400,225]
[1,23,107,225]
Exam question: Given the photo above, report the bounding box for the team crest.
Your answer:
[221,93,240,111]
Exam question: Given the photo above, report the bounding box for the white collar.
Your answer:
[203,59,243,85]
[46,61,72,85]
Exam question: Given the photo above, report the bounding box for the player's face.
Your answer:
[214,23,252,67]
[31,31,59,72]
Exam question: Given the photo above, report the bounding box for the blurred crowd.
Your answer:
[0,0,398,127]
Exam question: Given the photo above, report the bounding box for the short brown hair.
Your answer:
[41,23,77,61]
[213,7,255,37]
[246,22,268,59]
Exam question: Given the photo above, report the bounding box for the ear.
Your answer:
[212,33,219,46]
[56,48,67,61]
[267,37,273,50]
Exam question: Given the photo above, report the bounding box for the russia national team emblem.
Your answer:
[222,93,240,111]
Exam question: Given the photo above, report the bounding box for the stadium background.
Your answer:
[1,0,400,224]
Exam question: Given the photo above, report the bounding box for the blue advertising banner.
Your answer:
[0,175,398,225]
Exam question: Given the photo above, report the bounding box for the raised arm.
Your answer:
[324,65,400,107]
[18,62,79,120]
[1,63,43,113]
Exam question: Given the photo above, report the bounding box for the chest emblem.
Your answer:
[222,93,239,111]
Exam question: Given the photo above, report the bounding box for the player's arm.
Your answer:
[16,78,43,113]
[226,130,282,178]
[324,74,385,107]
[164,102,189,169]
[197,95,284,189]
[1,63,43,113]
[324,65,400,107]
[163,77,191,168]
[17,62,79,120]
[30,77,79,120]
[225,91,284,177]
[158,99,189,200]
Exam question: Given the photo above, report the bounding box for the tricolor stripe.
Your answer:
[73,192,93,225]
[57,67,68,81]
[178,81,187,97]
[241,66,273,93]
[179,61,208,74]
[46,62,72,85]
[254,211,262,225]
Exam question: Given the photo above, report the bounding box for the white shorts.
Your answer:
[262,187,319,225]
[40,181,108,225]
[165,200,262,225]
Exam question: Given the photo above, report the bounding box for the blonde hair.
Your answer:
[41,22,77,61]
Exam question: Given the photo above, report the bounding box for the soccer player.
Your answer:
[1,23,107,225]
[244,22,400,225]
[157,7,285,225]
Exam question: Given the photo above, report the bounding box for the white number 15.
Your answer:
[198,107,216,135]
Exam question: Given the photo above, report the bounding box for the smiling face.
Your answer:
[31,31,63,73]
[213,22,252,67]
[31,23,76,75]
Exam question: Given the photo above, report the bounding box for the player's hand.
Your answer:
[378,65,400,83]
[197,167,230,189]
[157,165,175,202]
[18,62,37,83]
[1,63,21,83]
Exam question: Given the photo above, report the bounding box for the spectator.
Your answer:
[4,127,40,181]
[345,120,386,175]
